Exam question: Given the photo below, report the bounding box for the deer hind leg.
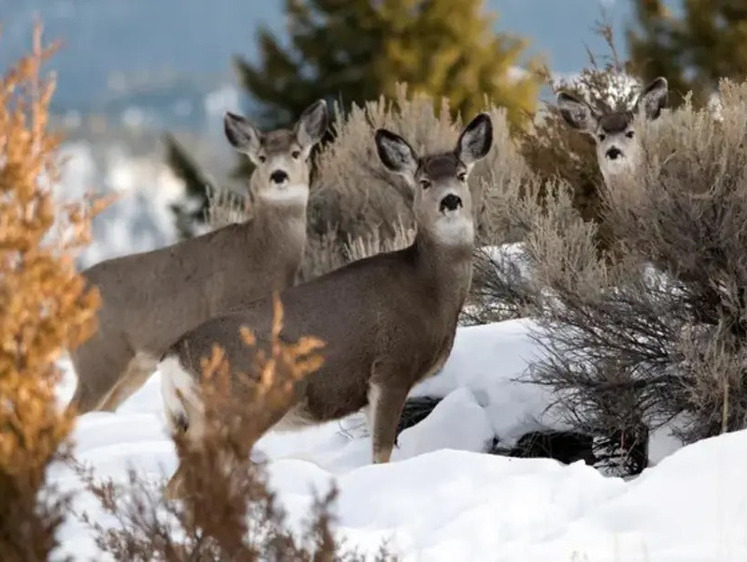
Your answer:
[68,333,135,415]
[97,352,159,412]
[367,378,410,464]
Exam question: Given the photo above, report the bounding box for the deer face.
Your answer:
[557,77,668,182]
[375,113,493,246]
[223,100,328,204]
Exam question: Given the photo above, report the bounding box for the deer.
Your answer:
[556,76,668,187]
[159,112,494,499]
[68,99,329,415]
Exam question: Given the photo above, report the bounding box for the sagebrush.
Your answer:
[0,24,104,562]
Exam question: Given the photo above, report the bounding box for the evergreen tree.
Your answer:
[628,0,747,105]
[237,0,541,128]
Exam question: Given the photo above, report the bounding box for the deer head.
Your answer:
[374,113,493,246]
[223,99,328,204]
[557,77,668,183]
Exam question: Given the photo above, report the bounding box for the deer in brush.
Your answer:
[68,100,329,415]
[556,77,668,187]
[160,113,494,498]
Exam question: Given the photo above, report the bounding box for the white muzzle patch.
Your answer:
[262,183,309,204]
[433,213,474,245]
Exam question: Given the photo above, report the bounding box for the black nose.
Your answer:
[270,170,289,184]
[439,194,463,212]
[606,147,622,160]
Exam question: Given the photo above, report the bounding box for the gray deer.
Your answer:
[159,112,494,498]
[69,100,328,414]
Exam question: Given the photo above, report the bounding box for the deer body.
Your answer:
[160,114,494,498]
[69,101,328,414]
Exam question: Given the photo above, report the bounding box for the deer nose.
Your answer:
[606,147,623,160]
[439,194,463,213]
[270,170,289,184]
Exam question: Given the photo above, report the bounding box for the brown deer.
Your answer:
[160,113,494,498]
[68,100,329,415]
[557,77,668,187]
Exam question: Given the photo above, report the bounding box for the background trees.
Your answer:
[629,0,747,105]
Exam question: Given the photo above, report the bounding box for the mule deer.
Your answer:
[160,113,494,498]
[557,77,668,186]
[68,100,329,415]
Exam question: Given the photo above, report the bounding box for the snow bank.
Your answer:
[53,318,744,561]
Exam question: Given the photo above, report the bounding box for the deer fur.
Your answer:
[556,77,668,187]
[160,113,494,499]
[68,100,329,415]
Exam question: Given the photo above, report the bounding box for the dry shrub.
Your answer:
[304,83,531,277]
[299,219,414,282]
[202,183,252,230]
[0,24,105,561]
[522,78,747,475]
[81,296,395,561]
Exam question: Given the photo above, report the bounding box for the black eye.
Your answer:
[258,155,267,163]
[419,179,431,190]
[292,150,301,159]
[457,172,467,182]
[598,134,606,142]
[625,131,635,139]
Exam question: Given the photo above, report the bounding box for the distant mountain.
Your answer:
[0,0,678,132]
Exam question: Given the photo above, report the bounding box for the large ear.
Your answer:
[375,129,418,177]
[294,99,329,155]
[224,111,262,161]
[634,76,668,121]
[457,113,493,168]
[556,91,598,133]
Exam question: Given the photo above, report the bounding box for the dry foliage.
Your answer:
[0,24,105,562]
[512,78,747,476]
[81,296,395,561]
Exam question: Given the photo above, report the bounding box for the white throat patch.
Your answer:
[432,213,474,245]
[261,183,309,205]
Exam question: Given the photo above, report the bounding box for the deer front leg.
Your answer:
[367,379,409,464]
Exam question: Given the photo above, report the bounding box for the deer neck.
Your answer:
[247,194,308,252]
[411,229,474,308]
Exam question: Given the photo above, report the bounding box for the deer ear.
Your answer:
[375,129,418,176]
[634,77,668,121]
[457,113,493,168]
[224,111,262,162]
[557,91,598,133]
[294,99,329,156]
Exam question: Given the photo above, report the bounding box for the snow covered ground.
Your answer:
[48,318,747,561]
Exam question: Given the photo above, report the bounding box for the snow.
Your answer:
[49,317,747,561]
[54,139,185,269]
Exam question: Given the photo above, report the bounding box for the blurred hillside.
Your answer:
[0,0,678,133]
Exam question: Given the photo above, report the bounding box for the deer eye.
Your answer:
[419,179,431,190]
[292,150,301,159]
[625,131,635,139]
[598,134,606,142]
[258,155,267,163]
[457,172,467,183]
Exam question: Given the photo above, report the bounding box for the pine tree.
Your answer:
[628,0,747,105]
[238,0,541,129]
